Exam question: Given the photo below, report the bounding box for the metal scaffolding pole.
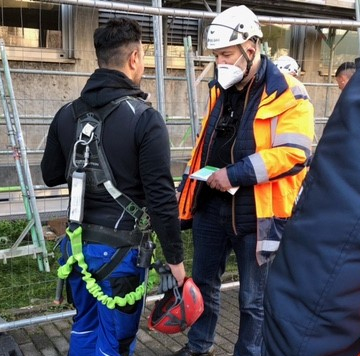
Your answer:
[0,40,50,272]
[152,0,166,118]
[316,27,349,116]
[184,36,199,145]
[216,0,221,13]
[356,0,360,54]
[41,0,360,28]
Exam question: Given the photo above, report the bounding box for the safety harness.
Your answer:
[57,96,156,309]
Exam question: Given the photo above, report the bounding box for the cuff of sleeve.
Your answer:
[164,253,184,265]
[176,173,188,193]
[227,165,241,187]
[162,241,184,265]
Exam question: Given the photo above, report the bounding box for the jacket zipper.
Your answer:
[230,78,255,234]
[192,95,224,213]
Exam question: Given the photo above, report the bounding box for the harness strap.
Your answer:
[70,97,151,231]
[103,180,149,227]
[93,246,131,281]
[81,224,143,281]
[81,223,142,248]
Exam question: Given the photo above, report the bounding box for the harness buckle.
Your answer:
[136,208,151,231]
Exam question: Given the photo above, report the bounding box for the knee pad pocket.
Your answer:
[110,275,141,313]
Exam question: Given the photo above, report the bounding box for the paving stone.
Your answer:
[28,331,53,351]
[7,286,240,356]
[0,333,23,356]
[51,336,70,355]
[18,342,42,356]
[39,347,59,356]
[40,323,61,338]
[53,319,72,332]
[136,328,153,343]
[4,328,29,345]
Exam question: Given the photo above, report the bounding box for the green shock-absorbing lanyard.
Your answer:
[57,225,156,309]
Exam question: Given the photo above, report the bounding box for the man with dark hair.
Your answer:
[41,18,185,356]
[335,61,356,90]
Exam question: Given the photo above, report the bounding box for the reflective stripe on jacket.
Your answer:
[179,60,314,265]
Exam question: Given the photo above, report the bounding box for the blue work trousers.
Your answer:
[187,197,270,356]
[60,237,144,356]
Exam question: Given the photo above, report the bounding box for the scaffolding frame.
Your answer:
[0,40,50,272]
[0,0,360,332]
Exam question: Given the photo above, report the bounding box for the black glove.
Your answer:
[153,260,177,294]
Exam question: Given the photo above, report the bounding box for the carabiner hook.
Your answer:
[72,131,95,169]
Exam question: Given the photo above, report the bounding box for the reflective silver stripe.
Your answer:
[125,99,136,114]
[273,133,313,149]
[256,239,280,252]
[291,84,310,99]
[294,186,304,206]
[184,165,190,175]
[71,330,94,335]
[99,347,112,356]
[270,116,278,146]
[248,153,268,183]
[104,180,122,199]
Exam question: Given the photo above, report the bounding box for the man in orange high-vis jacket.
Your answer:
[175,5,314,356]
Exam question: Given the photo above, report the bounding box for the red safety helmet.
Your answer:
[148,277,204,334]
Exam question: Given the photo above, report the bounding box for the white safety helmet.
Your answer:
[274,56,300,77]
[206,5,263,50]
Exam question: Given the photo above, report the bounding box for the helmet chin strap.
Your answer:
[238,44,253,79]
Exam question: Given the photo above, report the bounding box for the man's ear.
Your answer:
[128,49,138,70]
[246,45,256,61]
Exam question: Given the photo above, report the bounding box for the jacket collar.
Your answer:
[80,68,148,108]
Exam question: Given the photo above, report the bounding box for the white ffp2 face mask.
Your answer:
[216,54,245,90]
[217,64,244,90]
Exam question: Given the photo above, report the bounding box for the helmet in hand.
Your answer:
[147,277,204,334]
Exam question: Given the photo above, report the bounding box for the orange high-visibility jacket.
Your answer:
[179,66,314,265]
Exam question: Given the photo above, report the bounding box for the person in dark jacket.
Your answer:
[262,59,360,356]
[175,5,314,356]
[41,18,185,356]
[335,61,355,91]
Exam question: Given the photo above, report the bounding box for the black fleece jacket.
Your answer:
[41,68,183,264]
